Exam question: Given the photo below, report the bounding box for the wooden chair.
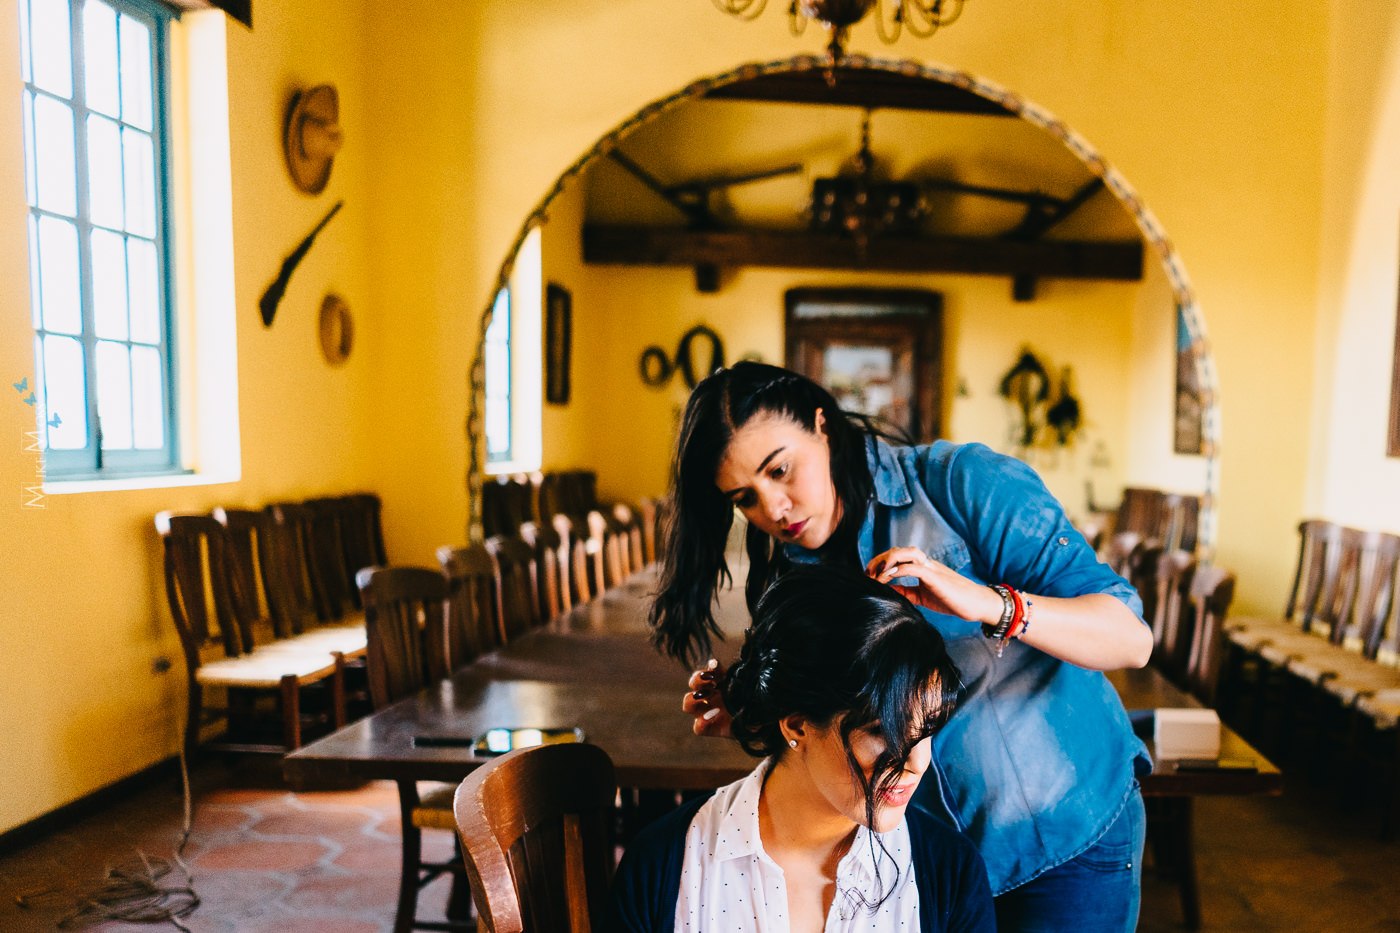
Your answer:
[638,496,662,567]
[356,566,473,933]
[260,503,370,663]
[1103,530,1147,578]
[158,512,344,758]
[520,520,569,620]
[453,743,616,933]
[1182,564,1237,707]
[1219,520,1349,727]
[587,510,627,590]
[439,543,503,662]
[1149,549,1197,687]
[485,535,543,643]
[552,513,594,605]
[611,502,645,577]
[303,497,362,619]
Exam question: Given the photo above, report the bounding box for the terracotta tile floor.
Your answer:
[2,757,1399,932]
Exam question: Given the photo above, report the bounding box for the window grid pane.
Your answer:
[117,11,152,131]
[19,0,33,85]
[126,237,158,344]
[30,0,72,98]
[42,334,87,449]
[121,127,154,236]
[484,288,512,463]
[130,344,163,448]
[96,339,133,449]
[33,93,77,216]
[82,0,118,117]
[20,0,175,476]
[22,91,38,207]
[37,215,81,335]
[91,227,128,340]
[87,113,123,229]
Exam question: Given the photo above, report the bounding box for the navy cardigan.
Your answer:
[604,795,996,933]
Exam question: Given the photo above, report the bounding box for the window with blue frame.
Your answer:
[19,0,178,477]
[484,286,513,466]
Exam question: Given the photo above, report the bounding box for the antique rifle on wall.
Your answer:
[259,200,344,327]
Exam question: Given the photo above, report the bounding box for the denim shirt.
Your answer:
[786,439,1151,895]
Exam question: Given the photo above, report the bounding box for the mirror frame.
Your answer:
[465,53,1222,560]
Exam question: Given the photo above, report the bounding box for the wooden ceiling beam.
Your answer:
[704,69,1014,116]
[582,225,1143,282]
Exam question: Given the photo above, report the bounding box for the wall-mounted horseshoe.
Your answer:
[676,325,724,389]
[637,325,726,390]
[639,346,673,386]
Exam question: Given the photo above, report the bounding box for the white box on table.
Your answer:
[1154,708,1221,760]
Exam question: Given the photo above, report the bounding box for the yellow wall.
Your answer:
[1309,3,1400,529]
[0,1,380,832]
[360,0,1322,620]
[0,0,1348,833]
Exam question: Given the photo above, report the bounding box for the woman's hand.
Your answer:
[867,547,1002,625]
[683,659,732,737]
[867,546,1153,671]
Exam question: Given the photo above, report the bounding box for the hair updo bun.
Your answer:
[723,565,962,771]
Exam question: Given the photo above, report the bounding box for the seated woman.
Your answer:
[607,567,994,932]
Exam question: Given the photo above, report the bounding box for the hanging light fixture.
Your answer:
[712,0,968,62]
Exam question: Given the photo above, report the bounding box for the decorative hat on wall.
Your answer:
[284,84,342,194]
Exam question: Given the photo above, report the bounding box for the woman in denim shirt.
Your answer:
[651,361,1153,933]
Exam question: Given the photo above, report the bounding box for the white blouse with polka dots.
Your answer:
[674,760,921,932]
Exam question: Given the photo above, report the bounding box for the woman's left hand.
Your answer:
[867,546,1002,626]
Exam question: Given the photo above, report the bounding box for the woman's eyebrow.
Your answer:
[720,446,786,497]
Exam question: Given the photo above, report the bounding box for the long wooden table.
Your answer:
[286,568,1279,794]
[283,566,1279,929]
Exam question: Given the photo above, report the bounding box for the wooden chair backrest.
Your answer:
[585,510,626,591]
[553,513,594,605]
[1104,530,1145,578]
[486,535,542,643]
[1184,565,1237,706]
[1151,549,1197,683]
[438,543,501,664]
[213,507,284,643]
[304,497,359,619]
[356,565,449,707]
[1285,520,1347,626]
[611,503,645,576]
[1360,529,1400,652]
[520,521,567,620]
[265,502,326,629]
[1115,487,1167,541]
[1126,543,1163,641]
[453,743,617,933]
[1160,493,1200,552]
[638,497,660,566]
[341,493,388,576]
[157,511,246,662]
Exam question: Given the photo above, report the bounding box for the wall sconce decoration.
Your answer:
[284,84,343,195]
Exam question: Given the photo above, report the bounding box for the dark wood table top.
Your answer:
[285,568,1281,796]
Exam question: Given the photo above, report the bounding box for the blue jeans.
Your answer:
[993,787,1146,933]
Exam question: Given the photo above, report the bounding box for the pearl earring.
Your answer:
[788,739,798,748]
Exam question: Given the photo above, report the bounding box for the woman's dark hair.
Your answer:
[725,565,960,780]
[724,567,961,905]
[650,361,890,665]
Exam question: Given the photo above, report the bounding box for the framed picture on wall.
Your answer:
[545,283,572,406]
[784,287,943,443]
[1174,305,1204,455]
